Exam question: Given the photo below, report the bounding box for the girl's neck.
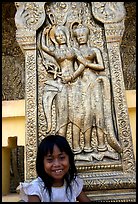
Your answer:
[52,180,64,187]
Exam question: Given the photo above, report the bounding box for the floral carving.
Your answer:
[92,2,126,23]
[15,2,45,31]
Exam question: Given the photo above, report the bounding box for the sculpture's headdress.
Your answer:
[73,24,90,37]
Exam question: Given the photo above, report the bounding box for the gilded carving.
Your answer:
[25,52,38,180]
[106,44,135,174]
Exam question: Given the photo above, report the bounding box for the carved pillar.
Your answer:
[104,22,136,174]
[92,2,135,174]
[15,2,45,180]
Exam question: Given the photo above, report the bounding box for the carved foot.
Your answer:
[83,146,93,153]
[91,152,104,161]
[74,152,93,161]
[91,150,119,161]
[104,150,119,160]
[72,147,82,154]
[74,150,119,161]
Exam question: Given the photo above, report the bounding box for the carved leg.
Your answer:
[96,127,107,152]
[72,125,82,154]
[57,125,68,137]
[84,128,93,152]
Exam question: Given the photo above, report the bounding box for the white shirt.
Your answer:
[18,176,83,202]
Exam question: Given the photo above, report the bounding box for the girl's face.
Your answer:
[44,145,70,186]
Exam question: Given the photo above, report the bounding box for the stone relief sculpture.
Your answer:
[38,3,122,162]
[15,2,136,201]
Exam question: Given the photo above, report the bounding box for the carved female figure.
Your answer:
[41,25,74,137]
[63,24,122,158]
[41,25,87,149]
[73,24,106,153]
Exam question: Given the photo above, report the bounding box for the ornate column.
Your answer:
[104,22,136,174]
[92,2,135,174]
[15,2,45,180]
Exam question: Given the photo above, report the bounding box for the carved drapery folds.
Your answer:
[15,2,136,201]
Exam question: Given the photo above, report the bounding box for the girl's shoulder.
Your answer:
[17,177,45,202]
[20,177,44,187]
[31,177,44,187]
[71,175,84,197]
[73,175,83,186]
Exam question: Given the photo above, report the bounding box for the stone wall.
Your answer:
[121,2,136,90]
[2,3,25,101]
[2,2,136,100]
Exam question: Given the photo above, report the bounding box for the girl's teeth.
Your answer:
[55,170,62,173]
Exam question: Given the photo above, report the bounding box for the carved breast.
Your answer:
[55,48,75,63]
[80,48,96,61]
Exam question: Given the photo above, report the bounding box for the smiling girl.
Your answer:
[18,135,91,202]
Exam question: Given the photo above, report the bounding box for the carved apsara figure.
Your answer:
[71,24,122,159]
[41,25,86,141]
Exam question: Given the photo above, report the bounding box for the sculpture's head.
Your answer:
[73,24,90,45]
[50,25,70,47]
[54,26,67,45]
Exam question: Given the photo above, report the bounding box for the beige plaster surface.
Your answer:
[2,193,20,202]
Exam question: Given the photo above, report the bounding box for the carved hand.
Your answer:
[61,75,73,84]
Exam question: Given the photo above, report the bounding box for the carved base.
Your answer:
[78,170,136,202]
[87,189,136,202]
[75,150,120,161]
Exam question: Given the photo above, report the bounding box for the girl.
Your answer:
[18,135,91,202]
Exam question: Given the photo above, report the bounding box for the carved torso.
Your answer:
[54,47,75,77]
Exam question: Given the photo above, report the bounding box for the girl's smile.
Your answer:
[44,145,70,186]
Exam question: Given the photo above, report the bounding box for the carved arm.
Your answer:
[41,28,55,57]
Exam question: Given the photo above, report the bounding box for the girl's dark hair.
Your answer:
[36,134,77,201]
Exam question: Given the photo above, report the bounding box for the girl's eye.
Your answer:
[59,156,65,160]
[46,158,53,162]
